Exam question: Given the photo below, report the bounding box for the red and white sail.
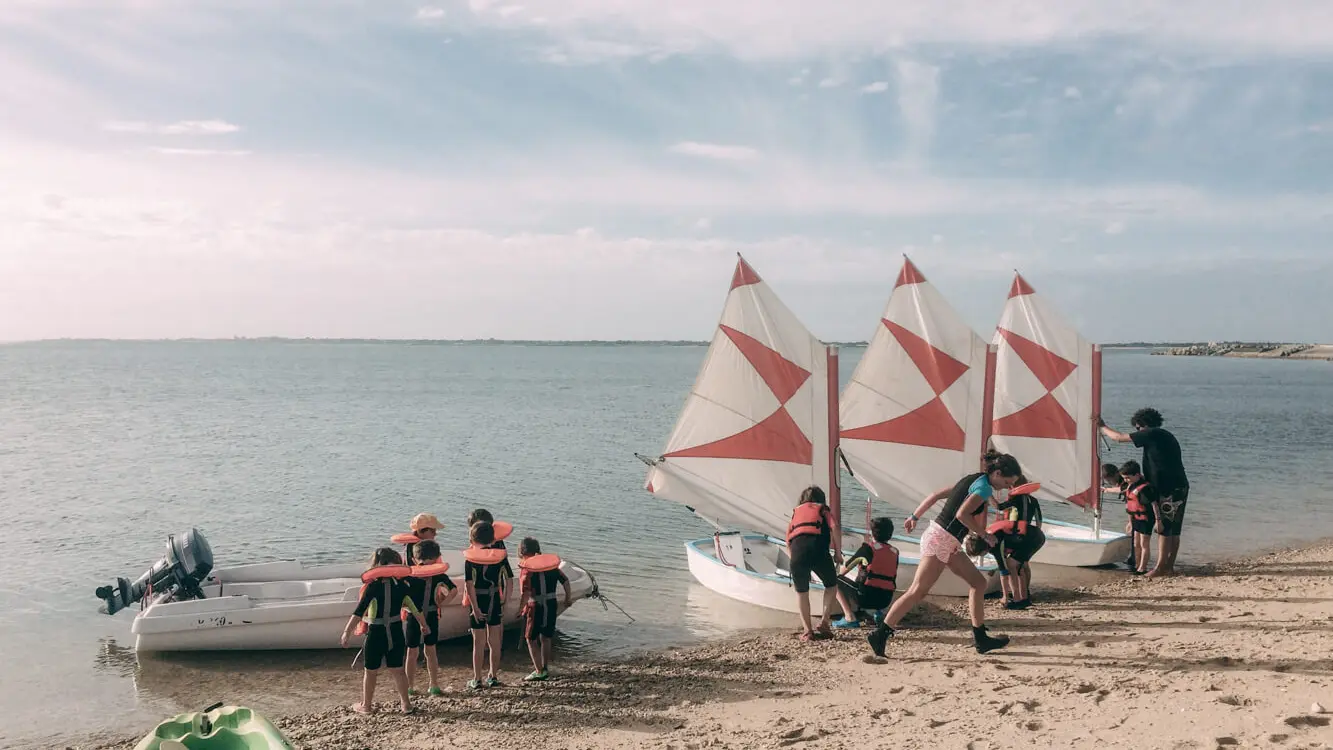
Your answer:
[839,257,993,510]
[644,255,837,539]
[990,273,1102,510]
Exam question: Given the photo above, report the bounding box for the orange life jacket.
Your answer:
[352,563,450,634]
[520,554,563,608]
[786,502,830,545]
[863,543,898,591]
[987,518,1029,536]
[519,554,561,572]
[1124,481,1151,522]
[462,546,508,606]
[491,521,513,542]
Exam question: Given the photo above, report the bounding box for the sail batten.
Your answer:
[644,254,832,539]
[990,272,1100,511]
[839,257,991,511]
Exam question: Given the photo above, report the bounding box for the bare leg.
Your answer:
[486,624,503,679]
[1163,536,1181,573]
[797,590,814,633]
[999,574,1013,603]
[1148,533,1170,577]
[424,644,441,690]
[881,555,946,628]
[945,554,989,627]
[526,638,542,674]
[470,629,485,682]
[826,586,856,626]
[1020,563,1031,600]
[404,647,419,689]
[542,636,553,672]
[389,667,412,712]
[358,669,377,712]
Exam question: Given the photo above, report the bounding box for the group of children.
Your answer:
[1103,460,1160,574]
[339,508,573,715]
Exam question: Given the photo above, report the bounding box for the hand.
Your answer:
[564,595,572,608]
[903,516,917,534]
[1125,522,1132,534]
[833,550,845,565]
[340,631,350,648]
[416,614,427,629]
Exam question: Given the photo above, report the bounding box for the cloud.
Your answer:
[818,77,842,89]
[149,148,251,157]
[694,217,712,230]
[1064,86,1082,99]
[460,1,1333,61]
[415,6,446,21]
[1105,220,1126,235]
[860,81,890,94]
[103,120,241,136]
[668,141,760,161]
[895,59,940,165]
[788,68,809,86]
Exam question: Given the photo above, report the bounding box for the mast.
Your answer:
[826,345,841,528]
[1090,344,1103,537]
[979,343,998,471]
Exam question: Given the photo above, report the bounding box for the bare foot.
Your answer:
[351,703,374,714]
[400,704,415,715]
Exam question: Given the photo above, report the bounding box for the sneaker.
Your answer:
[407,688,419,697]
[524,670,548,682]
[973,627,1010,654]
[832,618,862,629]
[866,625,893,657]
[428,687,444,697]
[467,679,483,690]
[486,676,502,688]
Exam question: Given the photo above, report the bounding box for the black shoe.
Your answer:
[867,625,893,657]
[973,627,1010,654]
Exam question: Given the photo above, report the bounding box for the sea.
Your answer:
[1,342,1330,747]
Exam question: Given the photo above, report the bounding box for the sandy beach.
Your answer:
[63,542,1333,750]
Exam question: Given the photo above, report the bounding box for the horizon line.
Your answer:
[1,337,1317,347]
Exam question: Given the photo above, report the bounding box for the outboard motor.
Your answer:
[96,528,214,615]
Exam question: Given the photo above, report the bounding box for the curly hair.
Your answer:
[982,449,1023,478]
[1131,407,1163,429]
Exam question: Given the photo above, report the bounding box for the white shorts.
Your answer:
[920,521,962,564]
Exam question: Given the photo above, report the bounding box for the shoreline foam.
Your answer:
[53,541,1333,750]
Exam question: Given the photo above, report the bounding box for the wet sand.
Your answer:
[59,542,1333,750]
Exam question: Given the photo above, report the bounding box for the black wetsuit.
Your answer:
[936,472,991,541]
[991,493,1045,573]
[1130,427,1190,537]
[405,572,457,648]
[465,557,509,629]
[522,568,569,640]
[836,542,895,611]
[354,577,416,670]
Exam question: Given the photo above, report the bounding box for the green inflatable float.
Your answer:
[134,703,294,750]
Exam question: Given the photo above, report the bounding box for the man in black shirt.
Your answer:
[1099,407,1190,577]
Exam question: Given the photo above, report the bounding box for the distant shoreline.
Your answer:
[1151,343,1333,360]
[2,338,1320,350]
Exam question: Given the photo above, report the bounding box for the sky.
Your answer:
[2,1,1333,343]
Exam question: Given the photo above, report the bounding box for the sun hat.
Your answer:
[410,513,443,532]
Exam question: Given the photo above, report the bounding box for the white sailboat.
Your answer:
[838,256,1003,570]
[639,255,994,613]
[989,272,1131,567]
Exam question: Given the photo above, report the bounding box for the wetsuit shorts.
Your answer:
[1157,488,1188,537]
[836,575,893,612]
[405,611,439,647]
[468,594,504,630]
[787,535,837,594]
[363,624,406,671]
[1130,517,1155,535]
[1003,527,1046,564]
[525,604,558,640]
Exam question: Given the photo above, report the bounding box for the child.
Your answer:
[402,513,442,565]
[340,548,427,715]
[404,539,458,696]
[1119,460,1158,575]
[517,537,572,681]
[467,509,513,669]
[832,517,899,629]
[464,521,510,689]
[975,477,1044,610]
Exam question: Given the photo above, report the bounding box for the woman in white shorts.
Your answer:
[867,450,1022,656]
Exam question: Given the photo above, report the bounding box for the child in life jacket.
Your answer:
[404,539,458,697]
[1101,464,1138,568]
[464,521,510,690]
[517,537,572,682]
[400,513,442,566]
[977,477,1045,610]
[832,517,899,629]
[340,548,428,715]
[1119,460,1159,575]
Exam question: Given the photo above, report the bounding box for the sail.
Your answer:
[839,257,993,511]
[990,273,1102,510]
[644,255,834,540]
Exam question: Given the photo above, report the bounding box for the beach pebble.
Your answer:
[1311,702,1325,714]
[1215,738,1239,746]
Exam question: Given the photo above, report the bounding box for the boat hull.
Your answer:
[885,521,1132,569]
[130,553,596,652]
[684,534,999,616]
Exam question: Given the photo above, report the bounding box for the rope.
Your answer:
[582,569,636,624]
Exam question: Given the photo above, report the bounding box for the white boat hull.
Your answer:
[885,522,1132,569]
[130,552,597,652]
[684,533,1000,616]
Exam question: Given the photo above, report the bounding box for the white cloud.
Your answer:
[149,148,252,157]
[1105,220,1126,235]
[103,120,241,136]
[694,217,712,230]
[895,59,940,165]
[668,141,760,161]
[788,68,809,86]
[860,81,890,94]
[415,6,446,21]
[1064,86,1082,99]
[460,1,1333,61]
[818,77,842,89]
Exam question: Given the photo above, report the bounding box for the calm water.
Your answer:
[1,342,1330,746]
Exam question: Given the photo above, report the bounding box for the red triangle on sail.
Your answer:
[720,325,811,404]
[841,396,965,451]
[884,319,969,397]
[730,254,763,291]
[646,478,656,493]
[1008,273,1036,299]
[894,257,926,289]
[997,328,1077,392]
[1066,485,1095,509]
[991,393,1076,440]
[665,406,813,464]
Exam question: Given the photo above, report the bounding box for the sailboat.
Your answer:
[838,256,1003,571]
[988,272,1131,567]
[639,255,992,614]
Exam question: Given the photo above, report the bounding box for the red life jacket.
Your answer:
[1124,481,1152,522]
[863,543,898,591]
[987,518,1029,536]
[786,502,830,545]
